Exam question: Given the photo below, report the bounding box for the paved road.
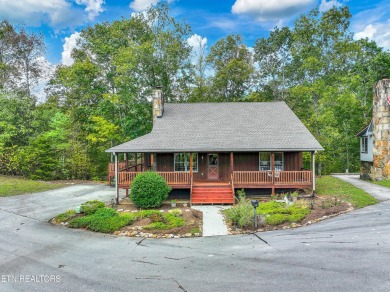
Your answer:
[333,174,390,201]
[1,182,390,291]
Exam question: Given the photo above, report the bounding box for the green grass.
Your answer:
[0,175,66,197]
[371,179,390,188]
[316,176,378,208]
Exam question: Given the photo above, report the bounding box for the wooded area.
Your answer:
[0,4,389,180]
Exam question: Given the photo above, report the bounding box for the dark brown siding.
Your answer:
[234,152,259,171]
[156,153,174,171]
[194,153,207,180]
[284,152,303,171]
[219,153,230,181]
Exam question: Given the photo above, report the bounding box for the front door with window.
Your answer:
[208,153,219,179]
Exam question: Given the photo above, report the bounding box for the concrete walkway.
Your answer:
[332,174,390,201]
[191,205,229,236]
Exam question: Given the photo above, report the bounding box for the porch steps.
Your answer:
[191,183,234,205]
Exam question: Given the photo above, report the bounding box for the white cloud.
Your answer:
[354,22,390,50]
[32,57,56,103]
[352,1,390,50]
[0,0,104,28]
[187,34,207,52]
[231,0,315,22]
[61,32,81,66]
[75,0,105,21]
[319,0,342,12]
[129,0,159,12]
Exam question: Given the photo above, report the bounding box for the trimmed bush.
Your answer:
[130,172,171,208]
[80,200,105,215]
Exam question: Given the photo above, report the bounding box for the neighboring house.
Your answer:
[357,119,374,179]
[106,88,323,204]
[358,77,390,180]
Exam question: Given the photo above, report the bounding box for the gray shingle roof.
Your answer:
[107,102,323,153]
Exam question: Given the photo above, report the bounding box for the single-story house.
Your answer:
[357,119,374,179]
[106,88,323,204]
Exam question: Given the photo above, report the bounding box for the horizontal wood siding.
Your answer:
[234,152,259,171]
[156,153,174,171]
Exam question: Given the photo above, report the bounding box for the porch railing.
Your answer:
[117,171,191,187]
[233,171,312,186]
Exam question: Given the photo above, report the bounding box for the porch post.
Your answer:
[124,153,128,170]
[150,153,155,171]
[230,152,234,174]
[114,152,119,204]
[312,151,316,191]
[189,152,193,178]
[271,152,275,195]
[135,153,138,172]
[141,153,144,172]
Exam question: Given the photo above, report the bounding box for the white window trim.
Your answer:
[174,153,198,172]
[259,152,284,171]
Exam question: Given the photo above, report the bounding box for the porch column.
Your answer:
[271,152,275,195]
[141,153,144,172]
[230,152,234,173]
[150,153,156,171]
[312,151,316,191]
[135,153,138,172]
[114,152,119,204]
[189,152,193,178]
[124,153,128,170]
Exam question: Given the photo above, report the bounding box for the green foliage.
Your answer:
[257,201,310,225]
[224,192,253,228]
[130,171,171,208]
[69,207,134,233]
[143,211,185,230]
[53,210,76,223]
[80,200,106,215]
[316,176,378,208]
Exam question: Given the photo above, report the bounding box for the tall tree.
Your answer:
[207,35,254,101]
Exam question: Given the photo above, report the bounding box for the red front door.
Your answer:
[208,153,219,180]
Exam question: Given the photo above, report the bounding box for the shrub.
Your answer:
[69,207,135,233]
[224,193,253,228]
[130,172,171,208]
[80,200,105,215]
[143,211,186,230]
[258,201,310,225]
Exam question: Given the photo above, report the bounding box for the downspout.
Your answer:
[312,151,316,194]
[114,152,119,204]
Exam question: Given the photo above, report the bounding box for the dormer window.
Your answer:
[361,137,368,153]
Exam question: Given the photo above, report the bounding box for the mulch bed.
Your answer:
[115,204,203,238]
[227,195,353,234]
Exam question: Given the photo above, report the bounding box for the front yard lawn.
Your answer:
[0,175,66,197]
[316,176,378,208]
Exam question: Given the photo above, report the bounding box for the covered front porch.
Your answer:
[108,151,317,204]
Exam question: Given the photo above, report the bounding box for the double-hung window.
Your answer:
[259,152,284,171]
[174,153,198,172]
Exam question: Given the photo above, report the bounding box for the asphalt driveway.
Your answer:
[1,180,390,291]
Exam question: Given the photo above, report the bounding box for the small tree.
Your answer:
[130,172,171,208]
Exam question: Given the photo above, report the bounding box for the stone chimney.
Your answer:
[153,86,164,119]
[372,77,390,179]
